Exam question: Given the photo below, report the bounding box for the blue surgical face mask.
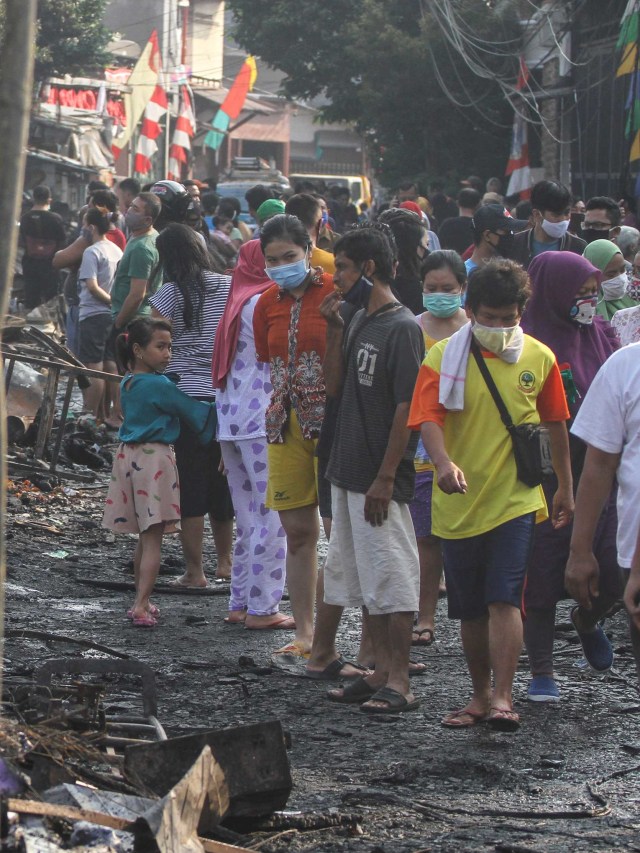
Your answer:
[265,255,310,290]
[422,292,462,317]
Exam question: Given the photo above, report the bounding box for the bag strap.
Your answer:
[469,336,514,431]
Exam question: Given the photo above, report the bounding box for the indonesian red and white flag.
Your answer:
[505,59,532,200]
[168,86,196,181]
[134,83,169,175]
[112,30,162,160]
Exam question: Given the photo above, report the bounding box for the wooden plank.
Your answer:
[141,745,230,852]
[34,366,59,461]
[8,800,249,851]
[7,798,131,830]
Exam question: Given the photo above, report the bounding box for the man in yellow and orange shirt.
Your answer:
[408,259,574,732]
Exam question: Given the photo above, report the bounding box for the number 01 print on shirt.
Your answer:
[356,343,379,387]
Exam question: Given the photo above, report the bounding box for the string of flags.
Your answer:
[112,27,257,176]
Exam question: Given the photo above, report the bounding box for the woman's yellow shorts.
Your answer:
[266,409,318,511]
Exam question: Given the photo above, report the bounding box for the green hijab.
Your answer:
[583,239,635,320]
[583,239,621,271]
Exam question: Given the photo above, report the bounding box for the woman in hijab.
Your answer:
[212,239,294,629]
[583,238,635,321]
[521,251,622,704]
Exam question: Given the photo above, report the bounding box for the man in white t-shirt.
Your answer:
[566,343,640,673]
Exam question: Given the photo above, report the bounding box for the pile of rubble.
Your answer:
[3,322,119,485]
[0,658,306,853]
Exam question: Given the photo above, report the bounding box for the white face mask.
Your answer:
[541,218,569,239]
[472,321,524,362]
[601,272,628,301]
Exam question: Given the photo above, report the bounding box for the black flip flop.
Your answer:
[360,686,420,715]
[327,675,376,704]
[304,656,368,681]
[487,707,520,732]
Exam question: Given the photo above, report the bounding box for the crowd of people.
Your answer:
[19,172,640,727]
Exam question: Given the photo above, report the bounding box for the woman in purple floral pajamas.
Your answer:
[213,240,294,629]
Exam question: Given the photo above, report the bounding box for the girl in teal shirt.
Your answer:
[102,317,216,626]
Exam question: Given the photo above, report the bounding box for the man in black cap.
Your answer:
[465,204,515,277]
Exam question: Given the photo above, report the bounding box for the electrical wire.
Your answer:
[422,0,617,145]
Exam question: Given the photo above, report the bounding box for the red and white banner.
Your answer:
[168,86,195,181]
[112,30,162,160]
[134,83,168,175]
[505,59,532,200]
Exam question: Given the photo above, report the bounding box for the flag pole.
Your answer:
[164,89,172,179]
[162,0,172,179]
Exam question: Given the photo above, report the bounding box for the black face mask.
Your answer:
[581,227,611,245]
[343,274,373,306]
[496,232,515,257]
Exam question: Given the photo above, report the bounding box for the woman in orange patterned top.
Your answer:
[253,214,334,658]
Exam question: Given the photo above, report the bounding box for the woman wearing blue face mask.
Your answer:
[253,214,335,659]
[409,250,468,647]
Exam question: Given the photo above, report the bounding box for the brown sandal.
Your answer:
[441,708,489,728]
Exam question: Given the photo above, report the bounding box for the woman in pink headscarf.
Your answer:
[212,240,293,629]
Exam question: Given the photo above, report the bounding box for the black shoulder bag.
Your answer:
[470,337,553,488]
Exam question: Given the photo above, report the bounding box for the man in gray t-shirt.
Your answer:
[327,305,422,501]
[77,214,123,415]
[78,238,122,321]
[314,227,424,715]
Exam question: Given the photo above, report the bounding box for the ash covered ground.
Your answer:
[4,472,640,853]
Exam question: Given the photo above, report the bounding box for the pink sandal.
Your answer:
[131,613,157,628]
[127,605,160,620]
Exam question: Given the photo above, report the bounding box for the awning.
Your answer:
[26,148,97,174]
[228,109,290,143]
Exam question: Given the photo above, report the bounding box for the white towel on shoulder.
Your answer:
[438,321,472,411]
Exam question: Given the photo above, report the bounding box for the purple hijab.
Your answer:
[522,251,618,405]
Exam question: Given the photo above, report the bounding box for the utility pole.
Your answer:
[0,0,38,702]
[162,0,174,179]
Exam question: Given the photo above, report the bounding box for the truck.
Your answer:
[215,157,290,225]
